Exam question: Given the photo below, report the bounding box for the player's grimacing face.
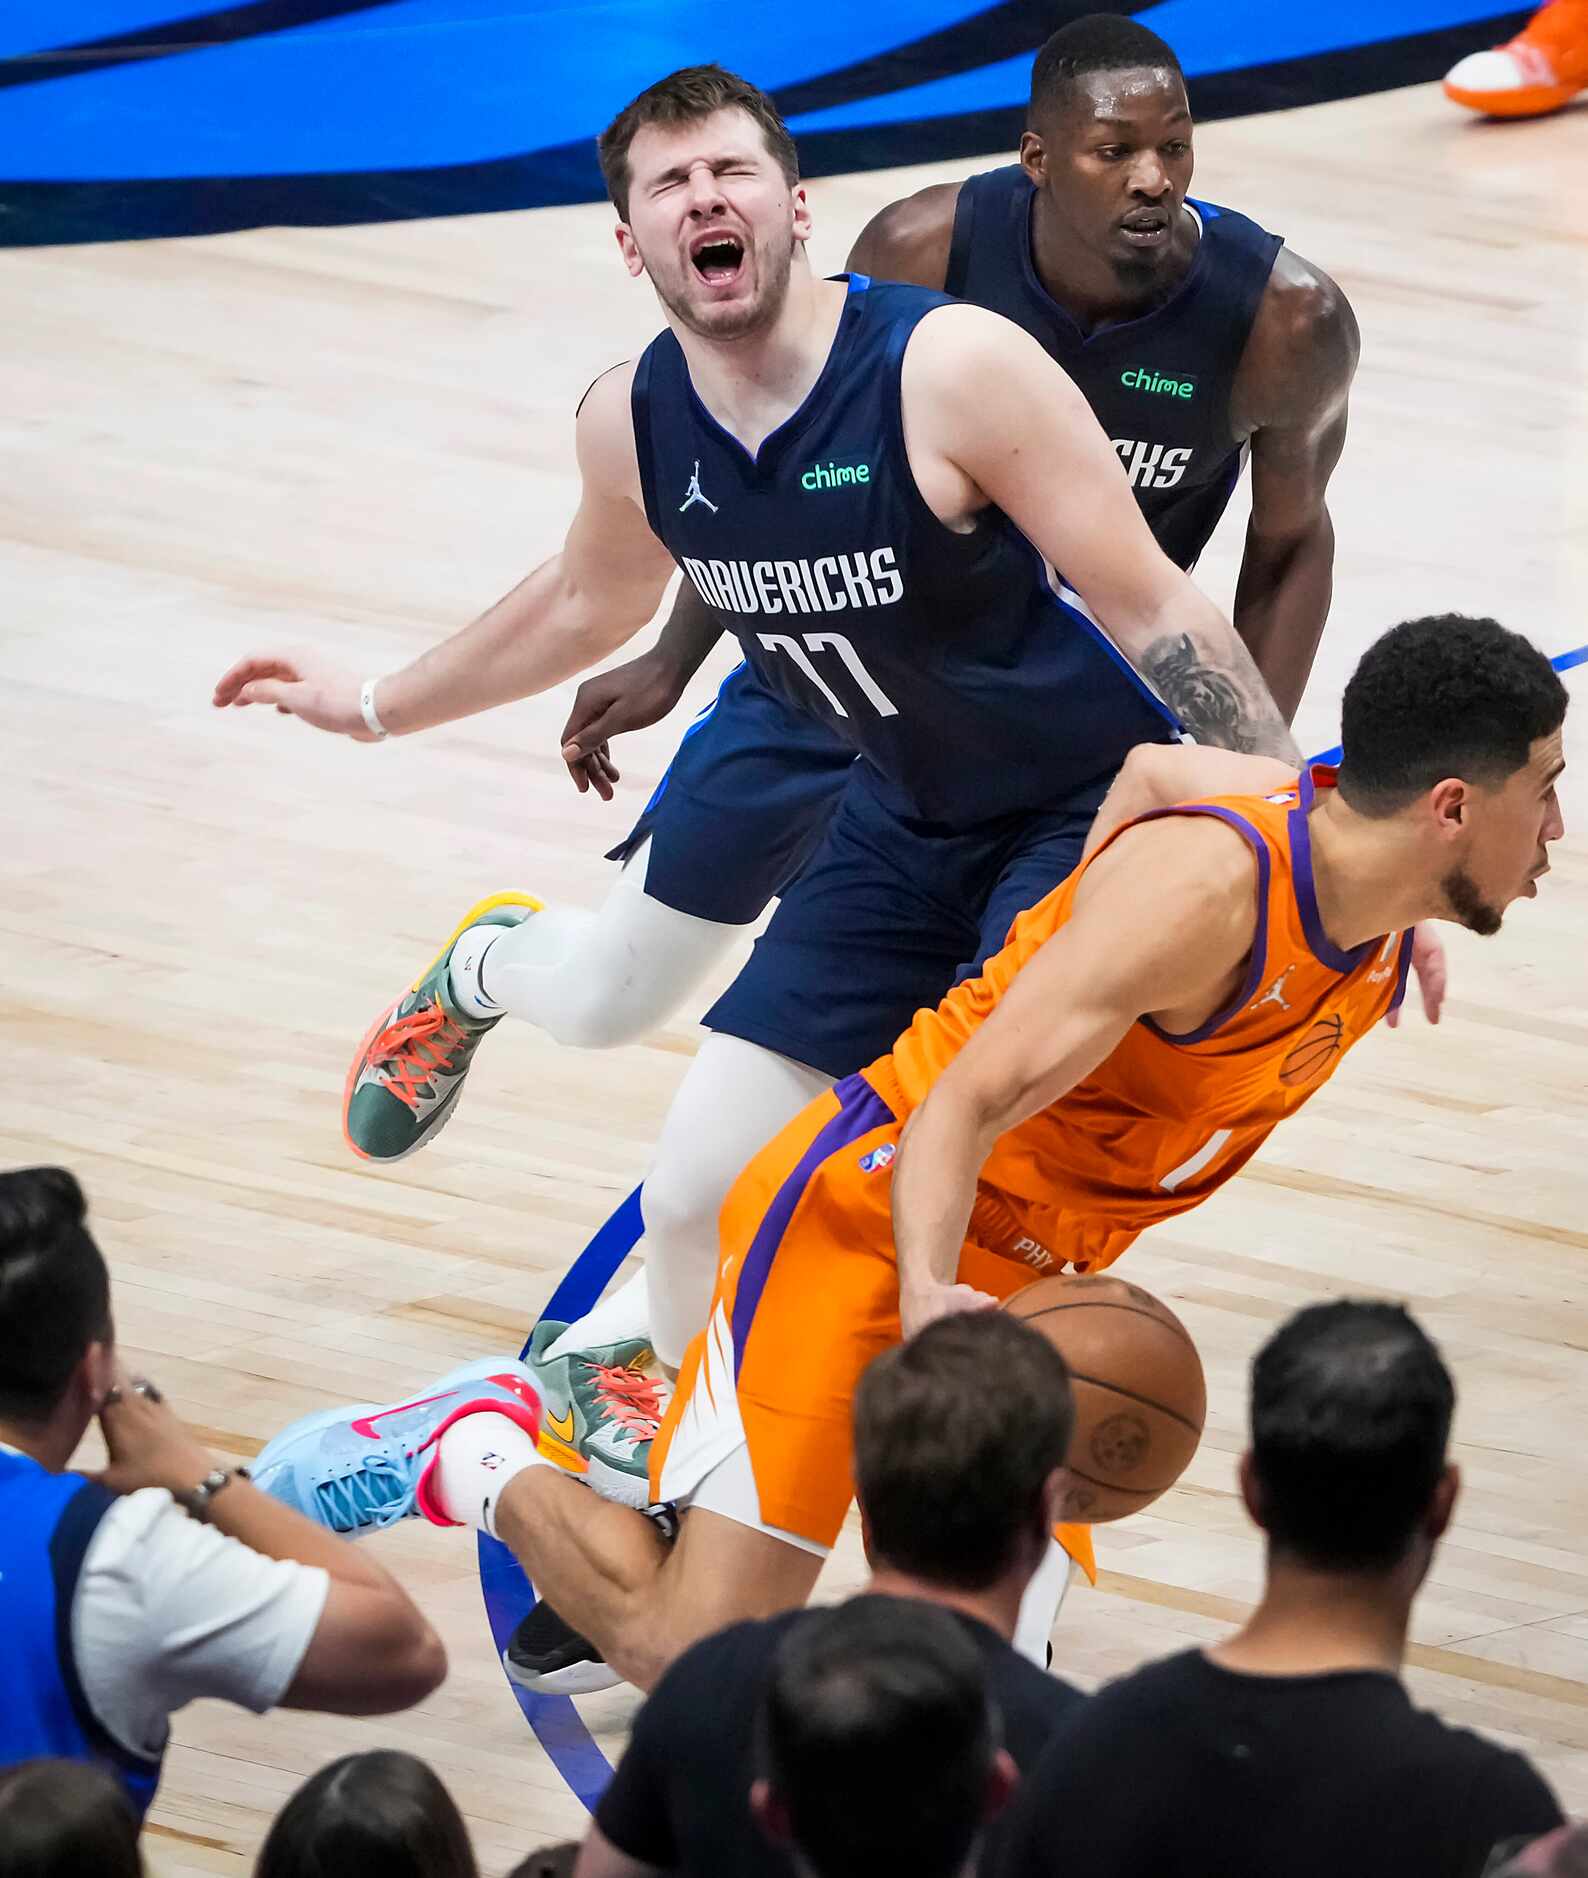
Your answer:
[616,110,809,340]
[1027,68,1194,266]
[1442,729,1566,935]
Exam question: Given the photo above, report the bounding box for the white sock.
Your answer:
[544,1268,652,1361]
[1014,1539,1073,1667]
[448,924,510,1020]
[431,1410,547,1537]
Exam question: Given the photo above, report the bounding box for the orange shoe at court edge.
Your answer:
[1444,0,1588,116]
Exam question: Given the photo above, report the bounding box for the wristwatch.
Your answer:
[176,1466,247,1522]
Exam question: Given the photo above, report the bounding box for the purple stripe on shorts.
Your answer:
[731,1072,896,1378]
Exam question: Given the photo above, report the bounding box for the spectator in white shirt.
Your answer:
[0,1167,446,1815]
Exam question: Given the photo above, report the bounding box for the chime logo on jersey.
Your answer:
[680,547,904,616]
[1120,367,1198,399]
[1113,439,1193,489]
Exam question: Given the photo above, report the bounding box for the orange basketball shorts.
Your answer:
[649,1070,1096,1581]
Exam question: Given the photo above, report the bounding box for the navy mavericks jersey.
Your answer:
[631,276,1177,828]
[946,169,1282,572]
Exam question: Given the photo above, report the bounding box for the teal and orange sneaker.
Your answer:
[343,892,539,1162]
[523,1321,671,1509]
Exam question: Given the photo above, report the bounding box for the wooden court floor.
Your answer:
[3,77,1588,1873]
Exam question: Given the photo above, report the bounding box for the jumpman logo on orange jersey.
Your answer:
[1251,965,1297,1012]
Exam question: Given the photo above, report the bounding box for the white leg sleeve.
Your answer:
[641,1035,831,1366]
[547,1034,831,1369]
[480,841,746,1050]
[1014,1538,1074,1667]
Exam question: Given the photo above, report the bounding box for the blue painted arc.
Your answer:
[475,1184,642,1800]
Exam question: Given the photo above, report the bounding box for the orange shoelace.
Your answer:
[591,1362,668,1438]
[371,1003,471,1113]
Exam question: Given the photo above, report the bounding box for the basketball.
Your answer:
[1004,1273,1207,1524]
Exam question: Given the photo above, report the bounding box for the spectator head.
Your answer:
[254,1751,476,1878]
[853,1312,1074,1593]
[0,1169,115,1437]
[0,1759,142,1878]
[1244,1301,1458,1579]
[751,1596,1015,1878]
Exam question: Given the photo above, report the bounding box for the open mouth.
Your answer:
[689,231,746,286]
[1119,211,1170,245]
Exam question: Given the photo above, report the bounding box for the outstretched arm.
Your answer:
[904,306,1301,761]
[892,817,1257,1332]
[1229,256,1359,720]
[213,365,677,740]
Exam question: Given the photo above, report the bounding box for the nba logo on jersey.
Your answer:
[858,1142,896,1174]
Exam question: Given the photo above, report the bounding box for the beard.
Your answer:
[646,229,797,342]
[1441,863,1504,936]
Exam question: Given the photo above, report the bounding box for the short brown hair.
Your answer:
[597,64,799,221]
[854,1312,1074,1589]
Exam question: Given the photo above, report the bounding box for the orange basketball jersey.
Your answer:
[867,766,1413,1276]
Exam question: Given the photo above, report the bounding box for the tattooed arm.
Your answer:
[903,303,1301,761]
[1138,631,1294,754]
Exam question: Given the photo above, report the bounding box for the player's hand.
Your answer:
[92,1369,217,1499]
[212,649,374,740]
[900,1280,1001,1341]
[560,650,692,800]
[1387,923,1447,1029]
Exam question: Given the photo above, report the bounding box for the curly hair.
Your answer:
[1338,614,1566,816]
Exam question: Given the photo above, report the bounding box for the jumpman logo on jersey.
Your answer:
[1251,965,1297,1012]
[679,461,718,515]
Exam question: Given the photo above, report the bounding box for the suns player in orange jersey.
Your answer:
[256,614,1565,1691]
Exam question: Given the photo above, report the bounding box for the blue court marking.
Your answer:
[475,1185,642,1808]
[481,634,1588,1809]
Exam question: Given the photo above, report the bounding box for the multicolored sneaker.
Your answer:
[343,891,541,1163]
[251,1356,542,1537]
[524,1321,671,1509]
[1444,0,1588,116]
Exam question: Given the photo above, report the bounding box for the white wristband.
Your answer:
[359,678,390,741]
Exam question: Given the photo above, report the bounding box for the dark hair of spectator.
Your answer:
[253,1751,477,1878]
[0,1759,143,1878]
[1251,1300,1455,1571]
[0,1169,112,1424]
[854,1312,1073,1588]
[758,1596,997,1878]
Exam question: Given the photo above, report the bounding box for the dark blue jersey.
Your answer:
[946,170,1282,572]
[630,276,1177,828]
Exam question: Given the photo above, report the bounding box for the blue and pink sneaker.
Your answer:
[251,1357,542,1536]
